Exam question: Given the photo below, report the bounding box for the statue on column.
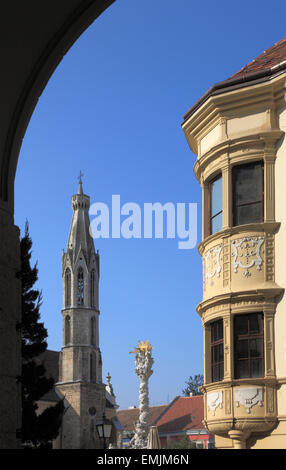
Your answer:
[129,341,154,449]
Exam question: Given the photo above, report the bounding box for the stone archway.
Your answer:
[0,0,115,449]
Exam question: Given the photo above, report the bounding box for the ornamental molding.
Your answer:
[235,387,263,414]
[207,391,223,416]
[231,236,264,277]
[204,244,222,286]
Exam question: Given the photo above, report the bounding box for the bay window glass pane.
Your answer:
[251,359,262,378]
[234,313,264,379]
[249,314,262,334]
[211,177,222,216]
[210,176,222,234]
[250,339,262,358]
[233,162,263,226]
[235,202,262,226]
[237,340,248,359]
[210,319,224,382]
[235,315,248,335]
[211,212,223,236]
[237,360,249,379]
[233,163,262,205]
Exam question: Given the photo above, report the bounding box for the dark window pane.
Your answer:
[219,363,224,381]
[211,324,216,342]
[237,340,248,359]
[237,360,249,379]
[211,212,222,234]
[218,320,223,339]
[212,365,218,383]
[251,359,263,378]
[211,177,222,217]
[212,345,217,363]
[249,314,263,334]
[235,202,263,226]
[233,163,262,206]
[234,313,264,379]
[235,315,248,336]
[250,339,262,358]
[218,343,224,362]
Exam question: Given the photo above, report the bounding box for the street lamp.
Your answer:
[96,413,112,449]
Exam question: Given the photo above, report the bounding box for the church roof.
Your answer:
[65,181,96,266]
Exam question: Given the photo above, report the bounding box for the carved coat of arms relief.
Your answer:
[231,236,264,278]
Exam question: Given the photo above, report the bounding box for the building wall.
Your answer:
[249,103,286,449]
[182,72,286,449]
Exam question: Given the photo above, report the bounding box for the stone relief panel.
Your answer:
[204,244,222,292]
[231,236,264,278]
[234,387,263,414]
[207,391,223,416]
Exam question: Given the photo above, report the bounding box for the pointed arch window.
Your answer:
[91,317,96,346]
[90,353,96,382]
[65,268,71,307]
[65,315,71,345]
[90,269,96,307]
[77,267,84,306]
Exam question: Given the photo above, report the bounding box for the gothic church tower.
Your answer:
[56,177,106,449]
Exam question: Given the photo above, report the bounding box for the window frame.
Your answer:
[234,312,264,379]
[65,268,71,307]
[232,161,264,227]
[209,173,223,236]
[77,267,84,306]
[210,319,224,383]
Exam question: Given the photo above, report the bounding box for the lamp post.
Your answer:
[96,413,112,449]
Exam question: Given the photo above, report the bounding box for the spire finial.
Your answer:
[78,171,83,194]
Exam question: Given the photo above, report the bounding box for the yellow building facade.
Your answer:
[182,39,286,449]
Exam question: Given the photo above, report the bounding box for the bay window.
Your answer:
[210,319,224,382]
[234,313,264,379]
[232,162,264,226]
[209,174,222,235]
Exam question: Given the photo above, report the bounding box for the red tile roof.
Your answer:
[117,405,168,433]
[230,37,286,79]
[117,396,206,436]
[154,396,204,434]
[183,37,286,122]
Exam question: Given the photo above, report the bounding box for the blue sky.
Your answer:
[15,0,286,409]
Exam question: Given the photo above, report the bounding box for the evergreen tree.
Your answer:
[182,374,204,396]
[18,221,64,448]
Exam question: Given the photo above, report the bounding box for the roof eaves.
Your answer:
[182,61,286,123]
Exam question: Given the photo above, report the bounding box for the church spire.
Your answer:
[65,174,95,264]
[78,170,83,195]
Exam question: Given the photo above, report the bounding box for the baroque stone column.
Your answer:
[129,341,154,449]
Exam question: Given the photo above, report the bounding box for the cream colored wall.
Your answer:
[226,111,267,136]
[275,105,286,418]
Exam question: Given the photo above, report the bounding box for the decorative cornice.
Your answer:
[197,288,283,317]
[198,222,280,255]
